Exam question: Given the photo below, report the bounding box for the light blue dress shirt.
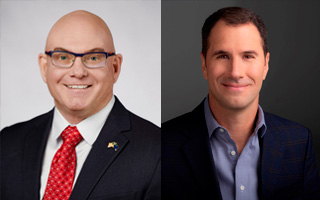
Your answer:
[204,97,266,200]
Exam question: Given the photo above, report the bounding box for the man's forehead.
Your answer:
[210,20,259,36]
[45,10,115,52]
[208,21,264,51]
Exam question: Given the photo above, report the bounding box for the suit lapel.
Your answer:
[182,101,222,200]
[22,110,53,199]
[70,98,131,200]
[260,113,285,198]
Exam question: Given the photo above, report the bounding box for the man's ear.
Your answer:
[263,52,270,80]
[200,52,208,80]
[38,53,48,83]
[112,53,123,83]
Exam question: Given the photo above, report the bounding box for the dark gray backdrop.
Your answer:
[162,0,320,170]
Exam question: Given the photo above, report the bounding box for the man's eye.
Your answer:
[217,55,228,59]
[244,55,254,59]
[60,56,67,60]
[90,56,98,61]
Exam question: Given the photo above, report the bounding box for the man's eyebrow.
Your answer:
[243,51,258,56]
[53,47,69,51]
[212,50,259,56]
[213,50,228,56]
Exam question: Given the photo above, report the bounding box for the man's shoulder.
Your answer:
[0,110,53,151]
[264,111,309,131]
[263,111,311,142]
[113,104,160,162]
[163,100,206,131]
[126,111,160,147]
[162,111,194,131]
[113,97,160,133]
[112,98,160,146]
[128,111,160,140]
[128,111,160,132]
[162,100,208,142]
[1,110,53,137]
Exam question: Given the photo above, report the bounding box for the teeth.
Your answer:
[67,85,89,89]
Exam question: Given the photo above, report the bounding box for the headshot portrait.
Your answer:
[0,0,161,128]
[1,1,160,199]
[162,1,320,199]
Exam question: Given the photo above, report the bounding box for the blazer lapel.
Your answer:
[70,98,131,200]
[259,113,285,198]
[182,101,222,200]
[23,110,53,199]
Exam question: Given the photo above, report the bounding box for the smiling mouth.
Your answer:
[223,84,248,88]
[66,85,92,89]
[222,84,249,91]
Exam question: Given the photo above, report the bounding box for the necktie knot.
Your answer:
[61,126,83,147]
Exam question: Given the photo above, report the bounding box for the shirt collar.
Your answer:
[52,95,115,145]
[204,96,267,138]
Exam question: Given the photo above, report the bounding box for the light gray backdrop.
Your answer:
[162,0,320,169]
[0,0,161,128]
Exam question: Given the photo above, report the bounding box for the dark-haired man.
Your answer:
[162,7,320,200]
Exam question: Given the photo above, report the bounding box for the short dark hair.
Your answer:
[201,7,268,57]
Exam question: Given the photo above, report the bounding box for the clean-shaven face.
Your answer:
[39,11,122,123]
[201,20,269,111]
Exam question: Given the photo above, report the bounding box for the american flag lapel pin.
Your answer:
[107,142,119,151]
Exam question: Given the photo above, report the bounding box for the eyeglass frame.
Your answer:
[45,50,116,68]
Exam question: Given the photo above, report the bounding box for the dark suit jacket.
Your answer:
[162,100,320,200]
[1,97,160,200]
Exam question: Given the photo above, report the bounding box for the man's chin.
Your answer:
[58,103,88,114]
[223,99,258,112]
[67,106,88,113]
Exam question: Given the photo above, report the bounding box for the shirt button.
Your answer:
[230,150,236,156]
[219,128,224,133]
[240,185,245,191]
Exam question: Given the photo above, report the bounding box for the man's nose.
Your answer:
[70,57,88,78]
[229,57,244,80]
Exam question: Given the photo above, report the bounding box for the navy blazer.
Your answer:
[1,97,161,200]
[162,100,320,200]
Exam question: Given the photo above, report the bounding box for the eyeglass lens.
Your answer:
[51,52,106,68]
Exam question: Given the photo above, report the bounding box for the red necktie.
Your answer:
[43,126,83,200]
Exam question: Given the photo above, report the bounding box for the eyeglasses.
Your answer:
[45,51,116,68]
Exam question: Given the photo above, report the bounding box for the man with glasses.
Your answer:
[1,10,160,200]
[162,7,320,200]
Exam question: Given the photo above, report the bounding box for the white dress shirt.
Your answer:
[40,96,115,199]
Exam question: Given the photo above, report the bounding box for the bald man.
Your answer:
[1,10,160,200]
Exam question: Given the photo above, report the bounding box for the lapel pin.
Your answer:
[107,142,119,151]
